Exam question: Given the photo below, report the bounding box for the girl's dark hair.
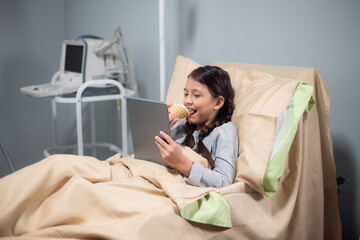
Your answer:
[181,65,235,169]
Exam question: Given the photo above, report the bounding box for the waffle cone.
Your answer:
[168,104,189,122]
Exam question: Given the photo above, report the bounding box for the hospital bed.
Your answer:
[0,56,341,239]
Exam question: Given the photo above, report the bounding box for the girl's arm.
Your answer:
[155,121,238,188]
[155,131,193,177]
[185,122,238,188]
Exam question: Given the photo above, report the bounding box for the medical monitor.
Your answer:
[60,40,86,84]
[64,45,83,73]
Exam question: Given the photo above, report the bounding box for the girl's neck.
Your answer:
[196,122,215,132]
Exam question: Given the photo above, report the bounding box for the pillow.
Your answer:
[166,56,201,105]
[263,83,314,195]
[167,55,314,196]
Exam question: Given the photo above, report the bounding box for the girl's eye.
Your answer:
[184,93,188,96]
[194,94,200,98]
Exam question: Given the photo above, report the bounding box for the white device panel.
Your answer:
[59,40,86,87]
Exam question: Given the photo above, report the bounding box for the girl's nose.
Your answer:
[184,96,192,105]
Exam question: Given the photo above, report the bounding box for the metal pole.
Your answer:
[159,0,166,101]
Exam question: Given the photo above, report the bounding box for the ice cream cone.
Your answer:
[168,104,189,122]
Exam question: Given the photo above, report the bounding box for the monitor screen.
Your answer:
[64,45,83,73]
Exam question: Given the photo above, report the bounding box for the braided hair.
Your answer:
[181,66,235,169]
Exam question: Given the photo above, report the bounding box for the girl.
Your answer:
[155,66,238,188]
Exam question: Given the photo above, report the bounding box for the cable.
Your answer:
[0,137,15,173]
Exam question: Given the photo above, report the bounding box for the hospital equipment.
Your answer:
[20,26,137,157]
[20,25,137,98]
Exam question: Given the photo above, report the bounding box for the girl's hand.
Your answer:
[168,104,179,127]
[155,131,193,176]
[170,118,179,128]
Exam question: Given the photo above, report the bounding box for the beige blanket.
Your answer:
[0,60,341,239]
[0,149,223,239]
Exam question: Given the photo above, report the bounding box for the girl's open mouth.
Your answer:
[188,109,197,116]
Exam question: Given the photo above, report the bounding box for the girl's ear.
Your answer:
[214,96,225,110]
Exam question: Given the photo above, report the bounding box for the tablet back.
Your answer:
[126,97,171,167]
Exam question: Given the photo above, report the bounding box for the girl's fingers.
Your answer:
[154,138,162,148]
[155,136,165,148]
[155,139,169,158]
[170,118,179,128]
[159,131,174,145]
[168,104,173,114]
[155,140,165,154]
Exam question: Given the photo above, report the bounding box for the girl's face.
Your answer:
[183,77,223,129]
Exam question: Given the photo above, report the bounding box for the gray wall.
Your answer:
[0,0,358,238]
[0,0,65,170]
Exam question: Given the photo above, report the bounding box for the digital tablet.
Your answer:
[126,97,171,168]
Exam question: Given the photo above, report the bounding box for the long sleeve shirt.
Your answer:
[170,119,238,188]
